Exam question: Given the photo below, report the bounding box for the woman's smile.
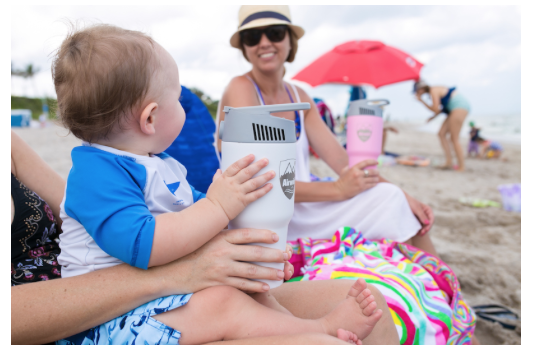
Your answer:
[259,52,276,60]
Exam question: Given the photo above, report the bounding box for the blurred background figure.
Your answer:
[415,80,470,171]
[475,137,504,159]
[468,121,481,157]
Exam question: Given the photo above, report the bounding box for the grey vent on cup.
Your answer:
[220,103,310,143]
[347,99,390,118]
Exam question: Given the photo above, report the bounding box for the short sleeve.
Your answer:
[190,184,206,202]
[64,147,155,269]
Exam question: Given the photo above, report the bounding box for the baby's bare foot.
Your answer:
[319,278,383,341]
[337,329,362,345]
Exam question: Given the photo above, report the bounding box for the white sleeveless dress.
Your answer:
[225,79,422,242]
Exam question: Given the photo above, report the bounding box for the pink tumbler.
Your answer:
[346,99,389,169]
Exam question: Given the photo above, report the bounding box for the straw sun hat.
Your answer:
[230,5,305,61]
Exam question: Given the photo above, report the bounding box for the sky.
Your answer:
[11,5,521,121]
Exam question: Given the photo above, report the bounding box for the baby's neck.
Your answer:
[94,132,152,157]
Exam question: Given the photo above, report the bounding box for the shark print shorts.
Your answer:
[57,293,193,345]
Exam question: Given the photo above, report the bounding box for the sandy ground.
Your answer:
[12,122,521,345]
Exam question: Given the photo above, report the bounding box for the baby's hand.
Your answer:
[206,154,275,221]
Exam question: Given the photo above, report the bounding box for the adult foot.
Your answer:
[337,329,362,345]
[436,164,454,170]
[319,278,383,340]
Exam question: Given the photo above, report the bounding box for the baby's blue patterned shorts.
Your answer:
[58,294,192,345]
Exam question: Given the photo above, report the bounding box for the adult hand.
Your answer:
[334,159,380,200]
[404,193,434,236]
[156,228,293,295]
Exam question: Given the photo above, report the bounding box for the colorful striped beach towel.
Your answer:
[287,227,476,345]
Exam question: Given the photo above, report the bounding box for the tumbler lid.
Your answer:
[347,99,390,118]
[220,103,310,143]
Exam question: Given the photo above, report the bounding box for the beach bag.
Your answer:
[313,98,335,133]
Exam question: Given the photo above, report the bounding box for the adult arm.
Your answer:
[296,87,435,232]
[416,88,442,114]
[12,228,293,345]
[11,130,66,224]
[426,111,441,123]
[217,78,380,203]
[293,87,380,202]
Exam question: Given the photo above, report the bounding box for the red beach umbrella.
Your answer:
[292,40,423,88]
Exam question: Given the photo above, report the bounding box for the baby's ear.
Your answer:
[139,102,158,135]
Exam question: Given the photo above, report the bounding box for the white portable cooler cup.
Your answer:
[219,103,310,288]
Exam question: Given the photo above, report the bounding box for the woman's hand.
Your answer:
[155,228,293,295]
[404,193,434,236]
[333,160,380,200]
[284,243,294,280]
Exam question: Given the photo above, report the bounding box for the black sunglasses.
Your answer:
[240,25,289,47]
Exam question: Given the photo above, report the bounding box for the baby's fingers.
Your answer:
[212,169,222,182]
[242,170,275,193]
[244,182,273,204]
[235,158,269,183]
[224,154,255,177]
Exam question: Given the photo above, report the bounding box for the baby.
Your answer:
[54,24,382,345]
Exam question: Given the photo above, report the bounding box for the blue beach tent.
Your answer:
[11,109,32,127]
[164,86,219,193]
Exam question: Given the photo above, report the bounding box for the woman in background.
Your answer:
[415,80,471,171]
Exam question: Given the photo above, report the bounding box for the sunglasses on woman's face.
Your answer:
[240,25,289,47]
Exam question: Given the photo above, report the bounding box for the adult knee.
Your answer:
[195,286,247,312]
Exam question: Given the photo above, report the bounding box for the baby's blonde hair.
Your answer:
[52,23,160,142]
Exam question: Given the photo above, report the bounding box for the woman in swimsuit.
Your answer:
[217,5,438,257]
[414,80,471,171]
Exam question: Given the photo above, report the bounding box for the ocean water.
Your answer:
[415,113,521,145]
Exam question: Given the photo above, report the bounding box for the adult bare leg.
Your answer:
[207,333,351,345]
[155,281,380,345]
[404,232,439,258]
[438,117,453,168]
[272,279,400,345]
[448,108,468,171]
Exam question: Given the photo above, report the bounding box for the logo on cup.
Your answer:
[279,159,296,200]
[357,128,372,142]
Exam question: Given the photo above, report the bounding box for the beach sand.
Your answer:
[12,122,521,345]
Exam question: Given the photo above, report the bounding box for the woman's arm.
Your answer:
[416,88,442,114]
[216,76,261,152]
[11,131,66,224]
[12,228,292,345]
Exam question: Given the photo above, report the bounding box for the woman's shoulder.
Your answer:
[225,74,255,94]
[222,74,260,106]
[288,83,313,103]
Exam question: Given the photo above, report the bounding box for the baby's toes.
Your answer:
[359,294,376,315]
[337,329,361,345]
[347,278,367,299]
[355,288,372,304]
[366,307,384,327]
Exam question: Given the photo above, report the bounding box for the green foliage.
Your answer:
[189,87,219,119]
[11,87,219,121]
[11,96,57,120]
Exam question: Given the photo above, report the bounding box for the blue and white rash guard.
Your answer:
[58,142,206,278]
